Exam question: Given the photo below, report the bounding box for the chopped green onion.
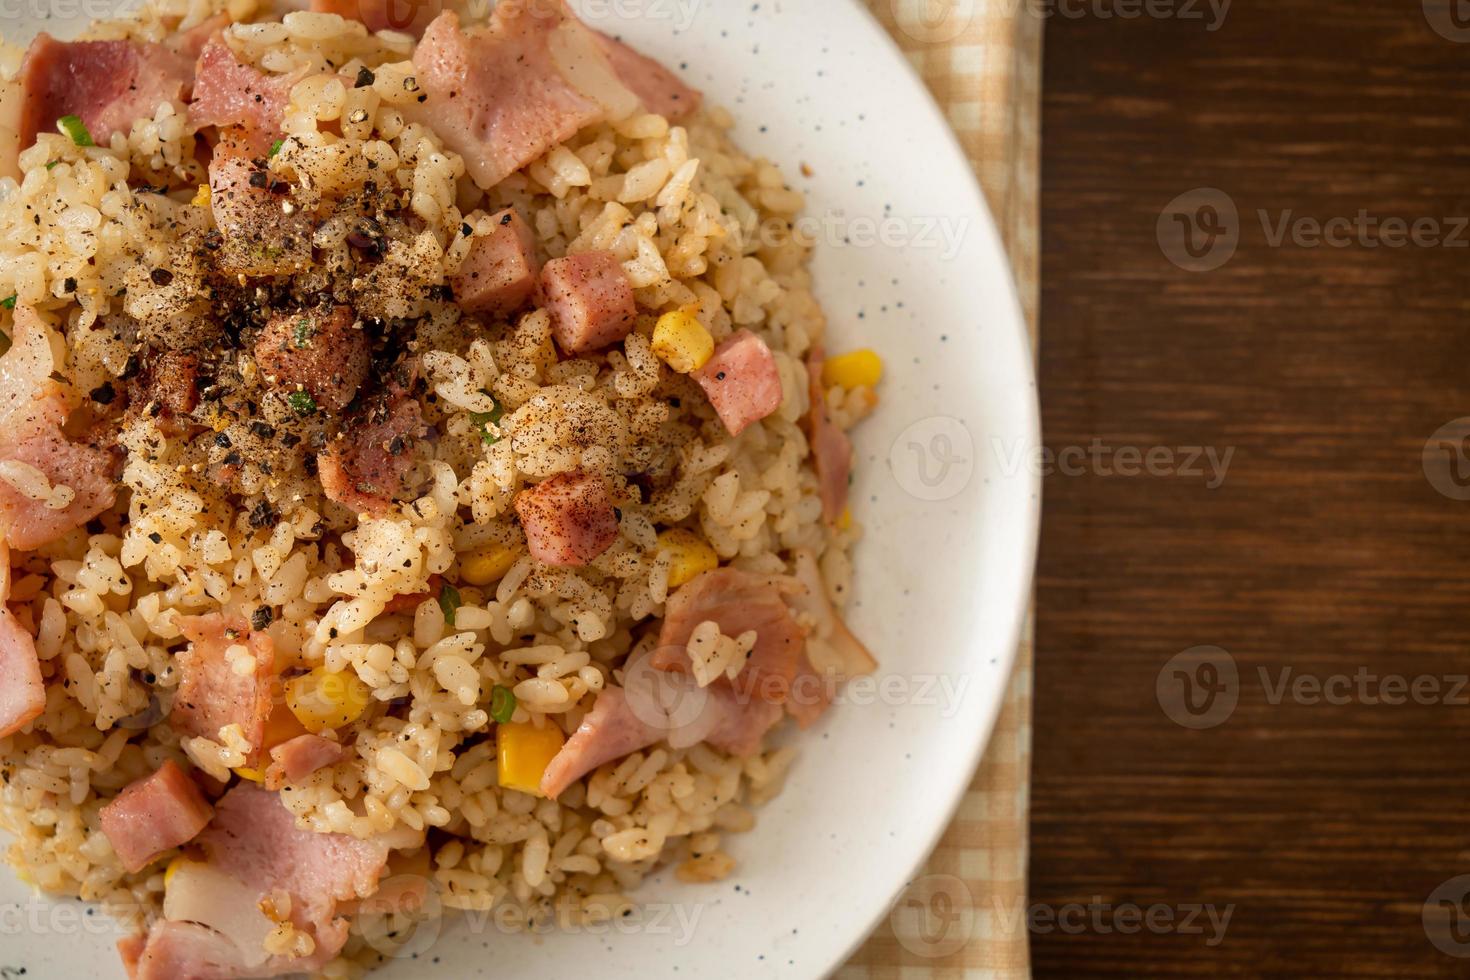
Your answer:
[269,139,284,157]
[57,115,93,147]
[489,685,516,724]
[292,316,314,349]
[44,161,58,171]
[287,390,317,416]
[438,582,461,627]
[0,295,14,310]
[469,398,504,445]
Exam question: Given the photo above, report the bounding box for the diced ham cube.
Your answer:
[514,471,620,567]
[805,348,852,523]
[595,33,702,121]
[17,34,192,150]
[208,131,314,277]
[264,734,344,790]
[408,6,638,190]
[692,329,784,436]
[255,305,369,413]
[99,761,215,873]
[317,396,429,515]
[169,614,275,765]
[540,251,637,354]
[190,40,304,156]
[653,567,808,706]
[451,209,540,316]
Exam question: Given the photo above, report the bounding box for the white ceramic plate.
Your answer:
[0,1,1039,977]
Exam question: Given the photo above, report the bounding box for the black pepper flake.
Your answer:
[249,500,279,529]
[354,66,376,88]
[500,212,513,226]
[461,223,473,237]
[715,371,727,380]
[149,268,174,286]
[248,170,269,189]
[62,277,77,293]
[147,532,162,543]
[121,353,141,380]
[222,451,243,468]
[249,421,276,439]
[89,381,116,405]
[214,432,233,448]
[251,606,274,630]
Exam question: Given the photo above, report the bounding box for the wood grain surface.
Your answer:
[1032,0,1470,976]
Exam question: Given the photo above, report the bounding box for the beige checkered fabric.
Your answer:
[841,1,1039,977]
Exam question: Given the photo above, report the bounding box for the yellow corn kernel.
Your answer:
[657,528,718,588]
[233,766,266,784]
[164,856,187,888]
[191,183,210,207]
[822,349,883,390]
[496,721,566,796]
[651,310,715,374]
[460,545,522,586]
[836,506,853,531]
[286,667,371,734]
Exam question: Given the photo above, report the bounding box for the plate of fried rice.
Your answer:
[0,0,1038,976]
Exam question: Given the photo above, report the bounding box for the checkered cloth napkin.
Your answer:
[841,2,1040,977]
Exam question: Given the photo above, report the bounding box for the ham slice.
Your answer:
[317,396,429,515]
[0,540,44,738]
[134,786,387,978]
[408,5,639,190]
[653,567,808,706]
[540,250,637,355]
[255,305,369,413]
[451,209,540,316]
[311,0,442,36]
[540,663,782,799]
[514,471,620,567]
[190,40,304,156]
[805,348,852,523]
[692,330,784,437]
[0,306,118,550]
[16,34,192,150]
[263,733,344,790]
[98,760,214,873]
[595,33,702,120]
[208,131,314,277]
[170,614,275,765]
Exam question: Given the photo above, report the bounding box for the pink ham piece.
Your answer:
[595,33,702,120]
[0,541,44,738]
[317,397,429,515]
[208,131,314,277]
[263,733,344,790]
[311,0,442,36]
[98,760,214,873]
[16,34,192,150]
[805,348,852,523]
[170,614,275,765]
[692,330,784,437]
[255,305,369,413]
[408,6,639,190]
[514,471,620,567]
[653,567,808,706]
[451,209,540,316]
[540,671,782,799]
[190,40,304,155]
[132,784,389,980]
[540,250,637,354]
[0,306,118,550]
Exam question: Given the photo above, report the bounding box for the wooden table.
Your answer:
[1033,0,1470,975]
